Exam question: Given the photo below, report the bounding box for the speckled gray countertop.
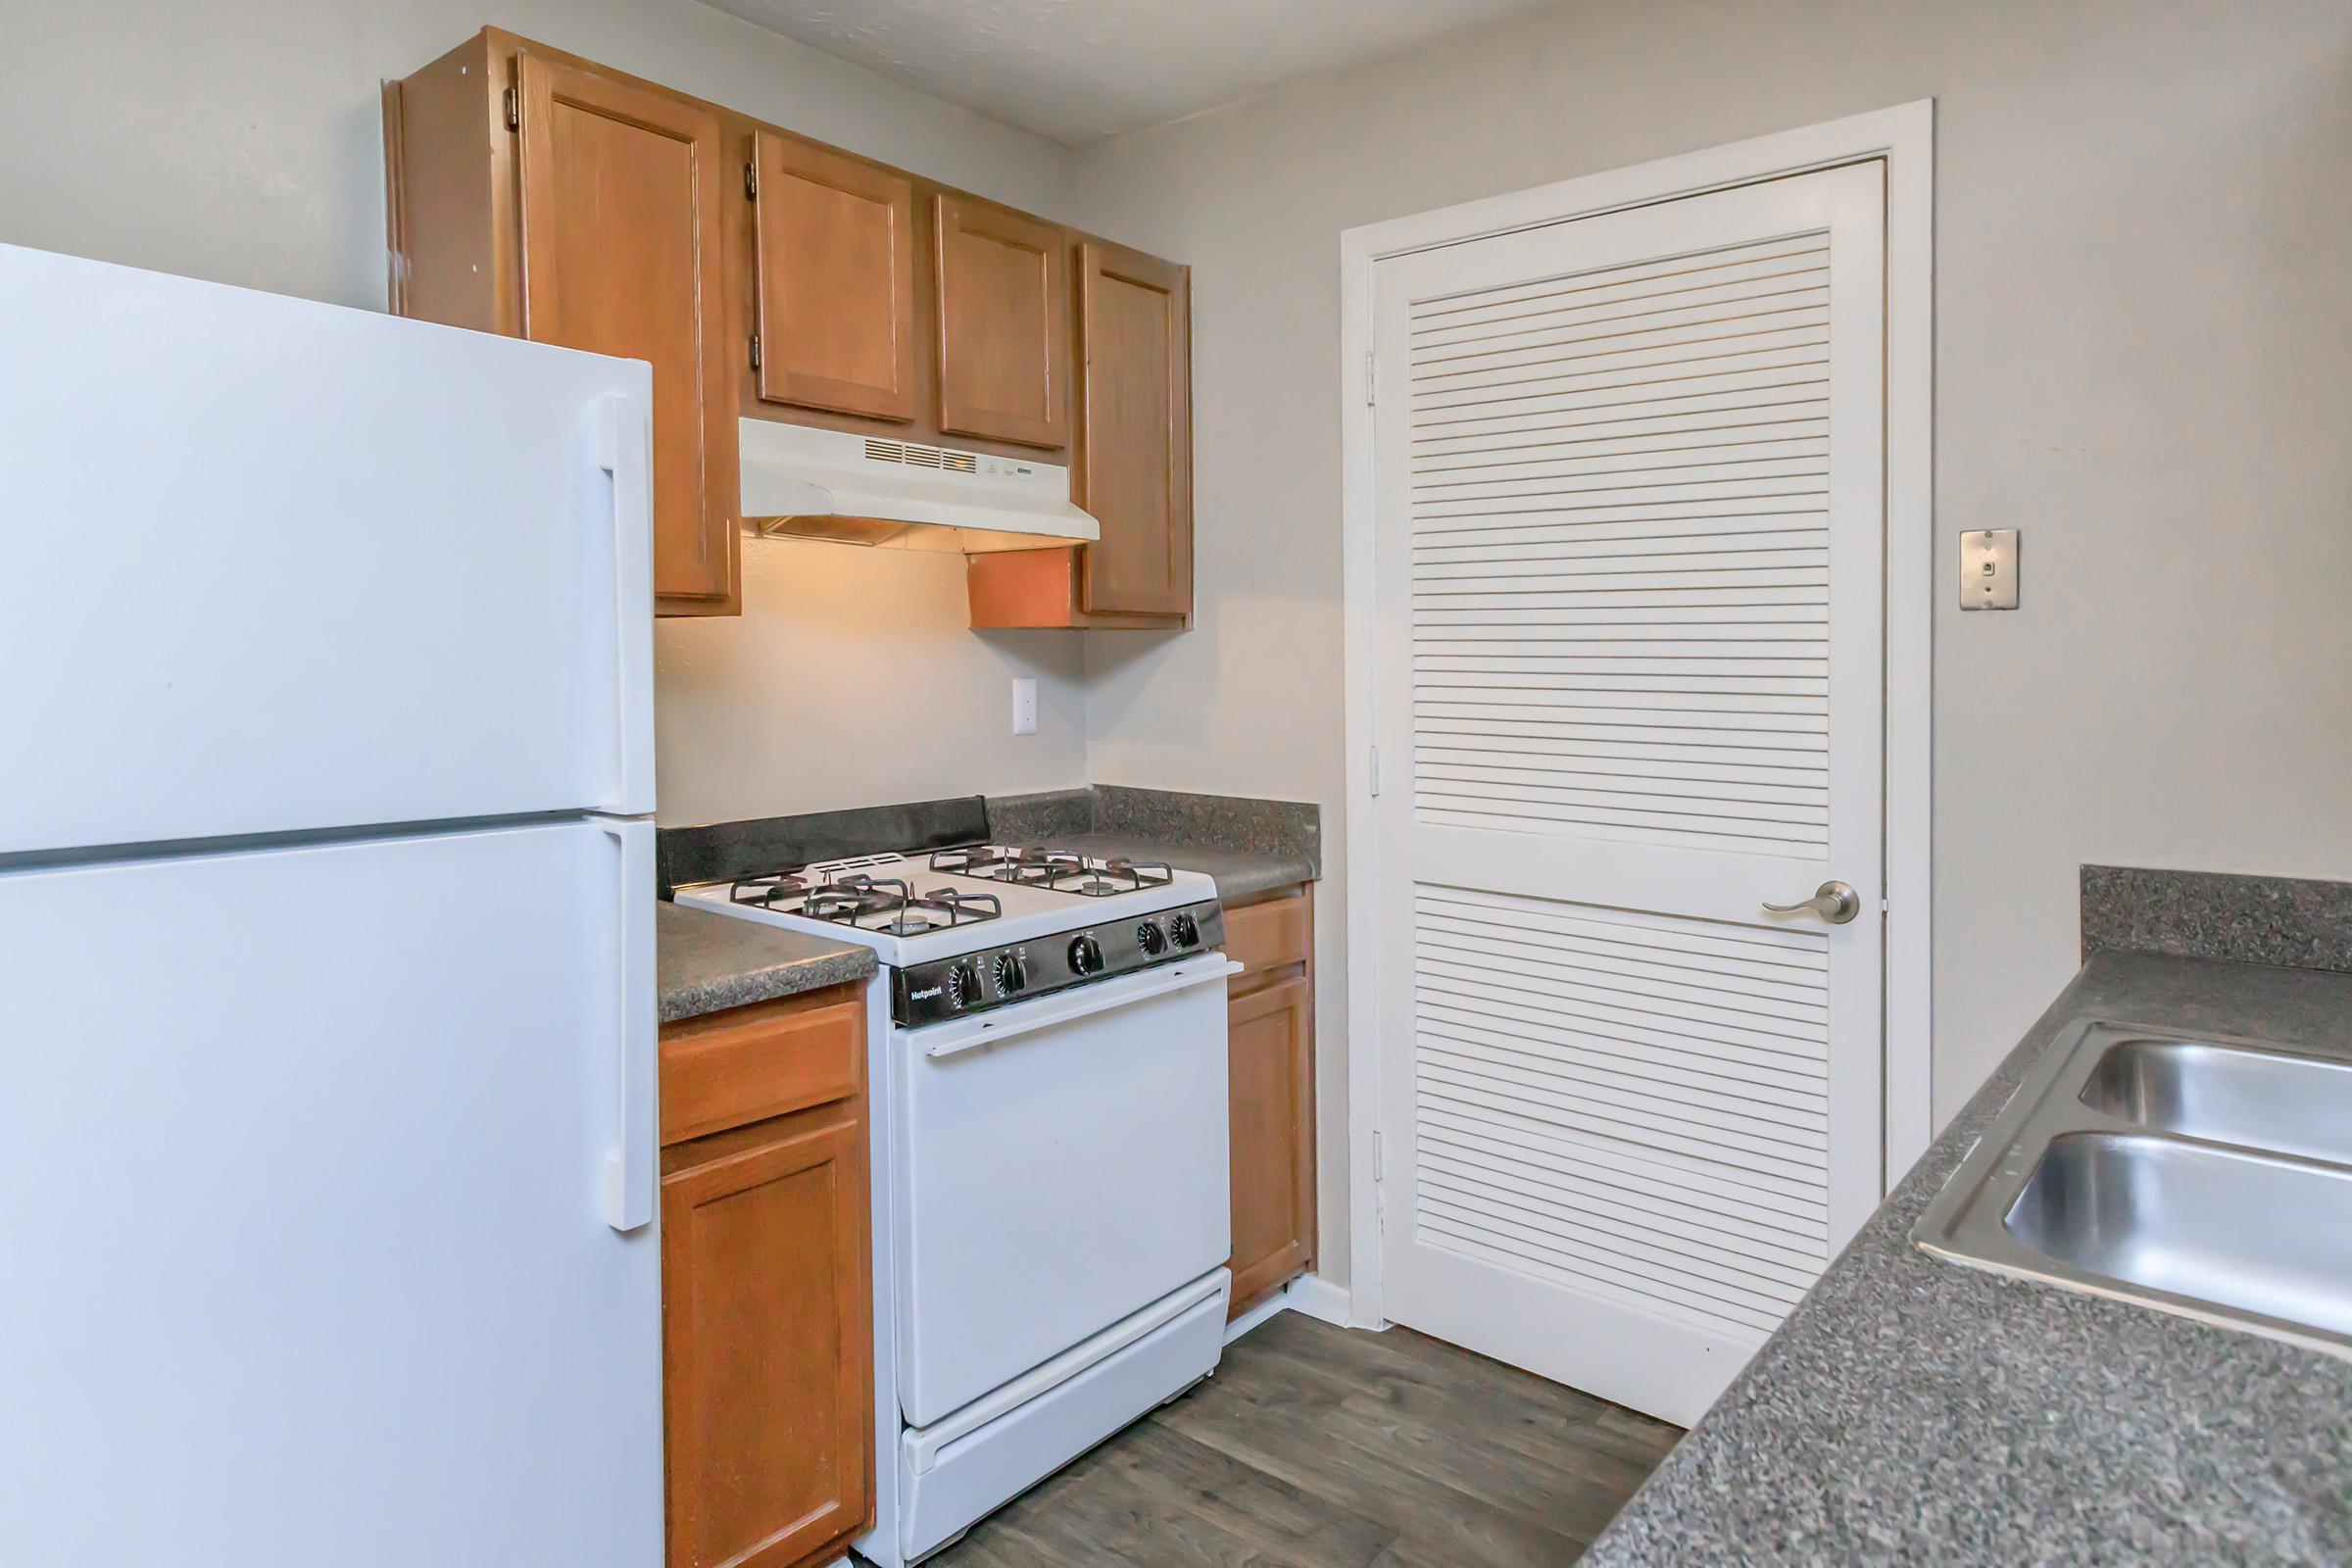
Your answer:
[657,901,874,1024]
[1586,953,2352,1566]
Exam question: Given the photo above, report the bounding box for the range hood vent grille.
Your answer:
[863,437,980,474]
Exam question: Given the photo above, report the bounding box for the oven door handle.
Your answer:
[918,956,1245,1059]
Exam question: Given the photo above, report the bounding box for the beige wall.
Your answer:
[0,0,1088,826]
[657,541,1089,823]
[1068,0,2352,1288]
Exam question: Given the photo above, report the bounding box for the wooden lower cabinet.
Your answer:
[1224,887,1317,1318]
[660,988,873,1568]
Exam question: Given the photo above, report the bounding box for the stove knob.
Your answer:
[1067,935,1104,976]
[992,952,1027,995]
[945,963,979,1010]
[1169,911,1200,949]
[1136,921,1167,956]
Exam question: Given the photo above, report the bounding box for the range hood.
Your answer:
[739,420,1100,553]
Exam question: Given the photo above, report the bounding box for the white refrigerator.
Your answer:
[0,242,664,1564]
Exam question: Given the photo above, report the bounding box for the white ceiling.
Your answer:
[697,0,1564,147]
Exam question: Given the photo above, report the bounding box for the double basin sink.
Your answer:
[1915,1022,2352,1355]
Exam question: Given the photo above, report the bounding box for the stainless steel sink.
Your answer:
[2077,1038,2352,1165]
[1915,1022,2352,1357]
[2005,1133,2352,1341]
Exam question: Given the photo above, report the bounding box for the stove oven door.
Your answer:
[892,954,1239,1428]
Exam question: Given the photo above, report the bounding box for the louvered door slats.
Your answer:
[1409,887,1833,1339]
[1415,1156,1821,1291]
[1418,360,1830,422]
[1411,240,1830,318]
[1416,1102,1830,1222]
[1408,232,1832,859]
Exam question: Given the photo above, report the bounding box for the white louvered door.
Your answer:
[1369,164,1886,1427]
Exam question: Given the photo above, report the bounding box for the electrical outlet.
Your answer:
[1011,677,1038,736]
[1959,528,2020,611]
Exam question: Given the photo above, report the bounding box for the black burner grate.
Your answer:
[929,846,1174,898]
[728,868,1004,931]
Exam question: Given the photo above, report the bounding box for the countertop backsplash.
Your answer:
[2082,864,2352,973]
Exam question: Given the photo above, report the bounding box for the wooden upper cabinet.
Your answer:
[751,132,917,422]
[388,29,1193,628]
[1076,240,1193,617]
[382,32,740,614]
[932,194,1069,450]
[514,54,737,613]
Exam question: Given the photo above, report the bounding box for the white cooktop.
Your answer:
[674,848,1216,967]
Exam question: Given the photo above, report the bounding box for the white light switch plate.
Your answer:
[1011,677,1039,735]
[1960,528,2020,611]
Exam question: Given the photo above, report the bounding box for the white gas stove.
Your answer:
[677,841,1238,1566]
[677,845,1229,1031]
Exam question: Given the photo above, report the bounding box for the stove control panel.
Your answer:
[894,899,1227,1028]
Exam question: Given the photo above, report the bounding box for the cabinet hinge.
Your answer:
[749,334,761,372]
[744,160,757,200]
[1369,744,1382,798]
[1363,351,1377,407]
[1373,1130,1385,1182]
[503,86,518,132]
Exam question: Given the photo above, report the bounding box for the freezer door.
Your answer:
[0,818,661,1565]
[0,241,655,855]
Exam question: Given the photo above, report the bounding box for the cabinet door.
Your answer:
[663,1112,872,1568]
[933,193,1069,450]
[752,132,916,421]
[1227,973,1314,1314]
[1076,240,1193,616]
[515,53,739,613]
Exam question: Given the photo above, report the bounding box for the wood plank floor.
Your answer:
[927,1311,1683,1568]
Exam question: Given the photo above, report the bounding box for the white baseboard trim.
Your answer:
[1284,1274,1357,1328]
[1221,1274,1376,1347]
[1222,1289,1292,1345]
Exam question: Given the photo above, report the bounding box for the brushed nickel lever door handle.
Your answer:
[1762,881,1860,924]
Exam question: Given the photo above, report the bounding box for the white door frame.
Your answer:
[1338,100,1934,1330]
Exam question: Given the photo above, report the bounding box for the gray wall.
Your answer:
[10,0,2350,1307]
[0,0,1089,825]
[1065,0,2352,1288]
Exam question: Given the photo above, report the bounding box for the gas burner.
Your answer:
[728,867,1006,934]
[805,889,894,923]
[928,846,1177,898]
[1049,858,1174,898]
[877,888,1004,936]
[931,846,1082,885]
[800,874,909,926]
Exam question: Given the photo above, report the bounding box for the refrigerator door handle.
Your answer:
[593,395,657,819]
[599,816,658,1232]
